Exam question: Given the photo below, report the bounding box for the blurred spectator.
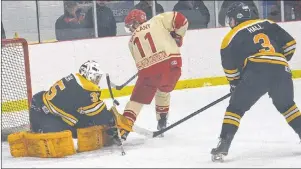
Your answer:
[267,0,301,22]
[86,0,116,38]
[134,0,164,20]
[218,1,259,26]
[296,1,301,20]
[173,0,210,28]
[266,1,281,22]
[55,1,93,41]
[2,22,6,39]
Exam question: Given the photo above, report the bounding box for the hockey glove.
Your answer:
[109,106,133,132]
[230,79,240,93]
[170,31,183,47]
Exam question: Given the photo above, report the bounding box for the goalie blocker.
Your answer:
[8,60,133,158]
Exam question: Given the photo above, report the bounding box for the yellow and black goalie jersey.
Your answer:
[221,19,296,81]
[42,73,107,126]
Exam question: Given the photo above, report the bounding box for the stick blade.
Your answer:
[132,125,154,138]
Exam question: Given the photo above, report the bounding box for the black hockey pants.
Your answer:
[220,63,301,139]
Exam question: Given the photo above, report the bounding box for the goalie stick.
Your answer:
[105,74,154,155]
[109,73,138,90]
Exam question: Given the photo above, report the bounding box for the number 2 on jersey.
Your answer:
[134,32,157,58]
[253,33,276,53]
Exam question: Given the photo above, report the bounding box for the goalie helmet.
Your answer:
[79,60,103,85]
[124,9,147,33]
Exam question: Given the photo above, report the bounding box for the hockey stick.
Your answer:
[105,73,126,155]
[109,73,138,90]
[105,73,153,136]
[148,93,232,138]
[105,74,153,154]
[105,74,120,106]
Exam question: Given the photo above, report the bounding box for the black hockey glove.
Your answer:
[230,79,240,93]
[170,31,183,47]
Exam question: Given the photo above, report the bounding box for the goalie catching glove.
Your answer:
[106,106,134,145]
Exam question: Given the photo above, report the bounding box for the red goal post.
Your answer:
[1,38,32,140]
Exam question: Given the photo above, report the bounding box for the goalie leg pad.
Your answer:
[8,130,76,158]
[77,125,108,152]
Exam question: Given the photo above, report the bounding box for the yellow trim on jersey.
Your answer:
[86,104,106,116]
[75,73,101,91]
[221,19,273,49]
[78,101,107,116]
[81,101,103,111]
[244,52,288,68]
[224,68,240,81]
[47,102,78,125]
[224,69,238,74]
[61,118,75,126]
[283,40,296,49]
[226,77,240,81]
[42,93,78,126]
[248,58,288,67]
[284,49,295,57]
[252,52,285,58]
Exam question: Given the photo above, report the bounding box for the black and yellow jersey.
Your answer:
[41,73,107,126]
[221,19,296,81]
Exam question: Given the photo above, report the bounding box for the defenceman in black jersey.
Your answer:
[211,2,301,162]
[8,60,133,158]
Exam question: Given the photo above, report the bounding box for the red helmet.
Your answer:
[124,9,147,29]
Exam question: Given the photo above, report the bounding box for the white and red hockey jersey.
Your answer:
[128,11,189,71]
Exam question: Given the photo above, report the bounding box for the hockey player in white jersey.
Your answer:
[110,9,189,143]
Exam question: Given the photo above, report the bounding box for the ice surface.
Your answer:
[2,79,301,168]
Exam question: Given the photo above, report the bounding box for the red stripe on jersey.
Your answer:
[123,110,137,123]
[174,12,187,29]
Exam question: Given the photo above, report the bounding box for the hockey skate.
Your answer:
[157,114,167,137]
[211,135,233,163]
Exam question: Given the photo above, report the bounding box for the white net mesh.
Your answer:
[1,39,31,140]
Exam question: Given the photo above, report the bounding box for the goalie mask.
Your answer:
[79,60,103,85]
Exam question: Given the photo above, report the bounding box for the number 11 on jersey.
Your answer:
[134,32,157,58]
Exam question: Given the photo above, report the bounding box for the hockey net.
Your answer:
[1,38,32,141]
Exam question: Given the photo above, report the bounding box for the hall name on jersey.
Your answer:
[247,24,263,33]
[136,51,168,70]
